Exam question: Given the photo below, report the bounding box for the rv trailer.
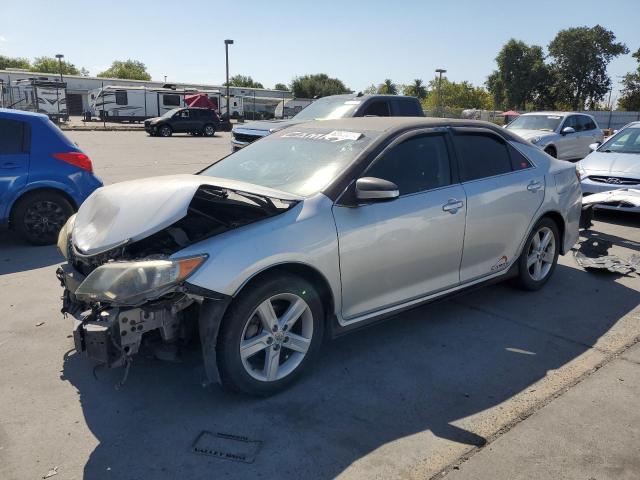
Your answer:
[6,78,68,121]
[88,85,238,122]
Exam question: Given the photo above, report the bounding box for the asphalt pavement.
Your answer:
[0,131,638,480]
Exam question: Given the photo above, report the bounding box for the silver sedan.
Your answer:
[57,117,581,396]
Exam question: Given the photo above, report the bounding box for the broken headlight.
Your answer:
[57,214,76,260]
[75,255,207,305]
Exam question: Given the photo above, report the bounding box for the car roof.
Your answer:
[321,93,417,101]
[521,111,591,117]
[292,116,527,143]
[0,108,48,121]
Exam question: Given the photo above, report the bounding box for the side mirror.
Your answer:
[588,142,600,152]
[561,126,576,135]
[356,177,399,201]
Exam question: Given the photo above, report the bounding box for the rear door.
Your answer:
[333,130,466,319]
[452,128,544,283]
[359,99,391,117]
[0,118,30,221]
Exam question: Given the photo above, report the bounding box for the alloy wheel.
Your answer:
[239,293,313,382]
[23,200,67,242]
[204,125,215,136]
[526,226,556,281]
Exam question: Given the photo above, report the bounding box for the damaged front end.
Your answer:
[56,177,299,382]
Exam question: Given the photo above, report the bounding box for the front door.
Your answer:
[451,128,545,282]
[0,118,30,222]
[557,115,582,160]
[333,131,466,320]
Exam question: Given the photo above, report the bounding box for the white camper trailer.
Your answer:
[88,85,240,122]
[6,78,68,121]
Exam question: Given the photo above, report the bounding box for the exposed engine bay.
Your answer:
[57,180,298,382]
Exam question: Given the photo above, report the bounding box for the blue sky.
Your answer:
[1,0,638,99]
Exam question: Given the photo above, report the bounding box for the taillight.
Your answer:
[52,152,93,172]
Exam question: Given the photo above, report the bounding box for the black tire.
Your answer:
[544,146,557,158]
[202,124,216,137]
[12,191,74,245]
[158,125,172,137]
[514,217,560,291]
[217,273,325,396]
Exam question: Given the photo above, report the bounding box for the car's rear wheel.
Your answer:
[158,125,172,137]
[515,218,559,290]
[203,124,216,137]
[12,191,74,245]
[217,274,324,396]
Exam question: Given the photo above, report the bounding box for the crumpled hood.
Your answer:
[233,118,307,134]
[508,128,556,142]
[581,151,640,176]
[73,174,302,255]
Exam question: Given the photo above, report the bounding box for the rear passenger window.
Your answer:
[362,100,390,117]
[508,144,533,170]
[0,119,27,155]
[454,133,512,181]
[396,100,420,116]
[365,134,451,195]
[580,116,596,131]
[115,90,128,105]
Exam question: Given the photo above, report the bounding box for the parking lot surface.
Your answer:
[1,131,639,480]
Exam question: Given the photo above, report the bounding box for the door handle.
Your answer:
[442,198,464,214]
[1,162,20,169]
[527,180,542,192]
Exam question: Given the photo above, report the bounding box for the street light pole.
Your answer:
[435,68,446,117]
[224,39,234,119]
[55,54,64,83]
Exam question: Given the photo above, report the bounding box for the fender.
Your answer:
[5,179,81,220]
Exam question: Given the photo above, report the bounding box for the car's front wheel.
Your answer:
[158,125,172,137]
[515,218,560,290]
[217,273,325,396]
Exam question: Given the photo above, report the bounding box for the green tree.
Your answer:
[290,73,351,98]
[548,25,628,110]
[377,79,398,95]
[362,84,377,95]
[226,74,264,88]
[31,56,79,75]
[423,77,492,112]
[486,39,549,110]
[97,60,151,80]
[403,79,427,99]
[0,55,31,70]
[619,48,640,111]
[274,83,288,91]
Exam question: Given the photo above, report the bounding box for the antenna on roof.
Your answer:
[357,91,363,97]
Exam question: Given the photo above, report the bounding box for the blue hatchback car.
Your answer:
[0,109,103,244]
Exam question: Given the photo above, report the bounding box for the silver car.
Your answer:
[578,121,640,212]
[506,112,604,161]
[57,118,581,396]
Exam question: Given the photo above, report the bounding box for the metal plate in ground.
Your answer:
[191,431,262,464]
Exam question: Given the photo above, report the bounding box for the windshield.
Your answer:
[162,108,181,118]
[507,115,563,132]
[598,127,640,154]
[293,97,360,121]
[200,129,374,196]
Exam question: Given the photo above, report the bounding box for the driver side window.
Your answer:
[365,134,452,195]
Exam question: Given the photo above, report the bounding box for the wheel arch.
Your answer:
[534,210,566,254]
[233,262,336,323]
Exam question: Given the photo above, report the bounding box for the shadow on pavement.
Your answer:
[0,232,62,275]
[60,263,639,480]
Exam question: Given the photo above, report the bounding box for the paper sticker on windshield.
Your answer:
[344,100,361,105]
[547,116,561,119]
[281,130,363,142]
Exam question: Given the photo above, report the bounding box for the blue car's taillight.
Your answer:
[52,152,93,172]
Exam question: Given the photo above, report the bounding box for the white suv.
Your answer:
[507,112,604,161]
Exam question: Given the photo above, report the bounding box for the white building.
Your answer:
[0,69,294,117]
